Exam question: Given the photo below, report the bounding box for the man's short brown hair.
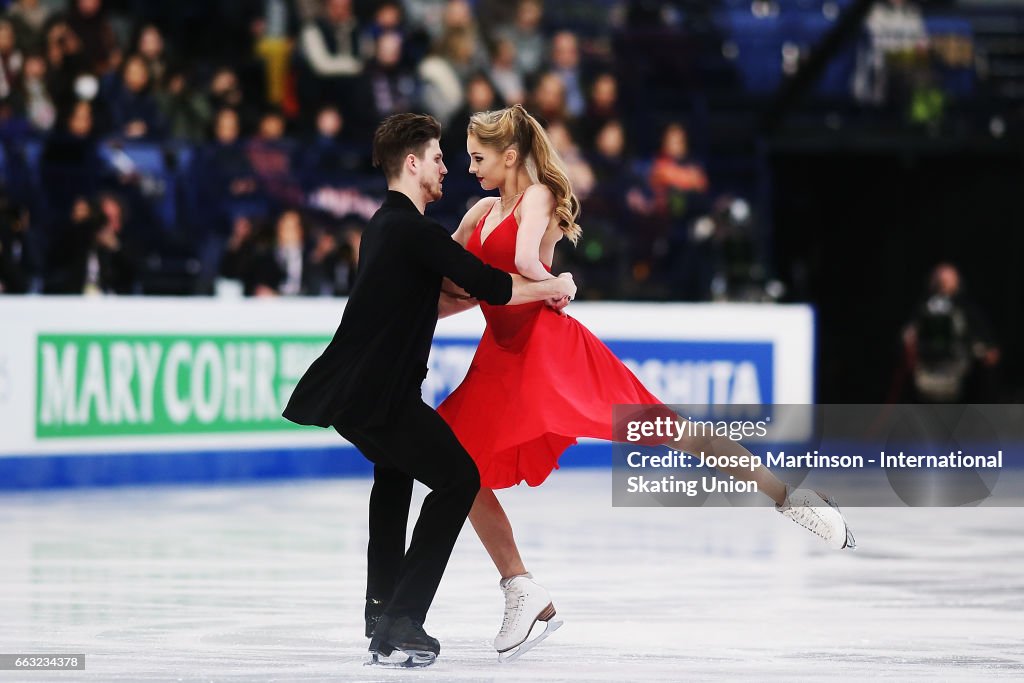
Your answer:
[372,113,442,181]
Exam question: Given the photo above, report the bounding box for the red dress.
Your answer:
[437,197,664,488]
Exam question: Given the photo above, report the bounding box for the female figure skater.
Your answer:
[436,104,855,660]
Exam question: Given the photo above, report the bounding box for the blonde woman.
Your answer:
[436,104,854,660]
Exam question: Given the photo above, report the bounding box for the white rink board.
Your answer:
[0,297,813,458]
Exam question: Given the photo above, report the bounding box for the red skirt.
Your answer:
[437,304,664,488]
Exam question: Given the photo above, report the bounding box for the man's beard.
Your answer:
[421,176,442,201]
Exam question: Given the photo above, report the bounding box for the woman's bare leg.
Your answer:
[469,488,527,579]
[669,433,788,505]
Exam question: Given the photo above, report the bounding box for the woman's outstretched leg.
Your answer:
[669,433,788,505]
[668,431,856,549]
[469,488,561,655]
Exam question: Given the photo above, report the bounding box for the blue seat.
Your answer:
[924,17,972,38]
[117,142,166,175]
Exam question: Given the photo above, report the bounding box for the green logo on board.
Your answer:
[35,335,328,438]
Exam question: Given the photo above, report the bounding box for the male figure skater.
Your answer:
[282,113,576,668]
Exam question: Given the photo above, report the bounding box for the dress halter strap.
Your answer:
[510,191,527,213]
[480,197,498,222]
[478,191,527,234]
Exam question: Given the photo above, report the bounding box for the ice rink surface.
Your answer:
[2,469,1023,682]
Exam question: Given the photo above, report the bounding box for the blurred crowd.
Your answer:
[0,0,985,301]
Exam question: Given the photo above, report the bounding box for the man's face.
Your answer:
[416,139,447,203]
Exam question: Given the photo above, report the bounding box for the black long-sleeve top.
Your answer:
[283,190,513,428]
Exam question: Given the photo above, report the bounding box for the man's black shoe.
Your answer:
[366,615,440,668]
[364,598,385,638]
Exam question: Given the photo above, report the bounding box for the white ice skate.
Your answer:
[776,487,857,550]
[494,573,563,662]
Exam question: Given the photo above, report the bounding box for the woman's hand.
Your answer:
[545,295,571,315]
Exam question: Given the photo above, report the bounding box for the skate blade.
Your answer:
[498,619,563,663]
[365,649,436,668]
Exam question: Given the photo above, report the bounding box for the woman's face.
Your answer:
[596,122,625,158]
[68,101,93,137]
[534,74,565,114]
[138,26,163,58]
[215,109,239,144]
[466,134,510,191]
[277,211,303,247]
[662,126,687,159]
[0,22,14,53]
[466,79,495,112]
[124,56,149,92]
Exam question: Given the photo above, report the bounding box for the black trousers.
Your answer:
[334,398,480,625]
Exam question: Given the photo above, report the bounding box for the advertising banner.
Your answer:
[0,297,813,486]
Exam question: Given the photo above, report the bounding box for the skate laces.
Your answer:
[495,581,528,638]
[778,489,842,542]
[498,579,527,636]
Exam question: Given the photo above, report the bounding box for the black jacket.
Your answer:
[283,190,512,428]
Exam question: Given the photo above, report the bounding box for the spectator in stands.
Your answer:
[545,120,594,200]
[247,106,303,209]
[65,0,119,76]
[475,0,518,36]
[416,26,470,128]
[156,67,211,142]
[190,107,260,292]
[547,30,585,118]
[363,1,404,42]
[43,19,88,111]
[902,263,1001,402]
[133,24,172,87]
[6,0,53,54]
[206,66,258,136]
[218,213,257,283]
[358,30,420,123]
[488,37,524,105]
[588,118,651,221]
[303,217,361,296]
[47,194,138,294]
[40,99,110,218]
[298,0,365,113]
[400,0,446,42]
[646,122,710,298]
[244,208,307,296]
[0,196,35,293]
[579,71,619,147]
[299,103,366,187]
[439,0,487,70]
[19,52,55,132]
[443,71,500,162]
[107,53,165,140]
[649,122,708,220]
[0,19,24,101]
[853,0,929,106]
[528,70,571,129]
[493,0,545,78]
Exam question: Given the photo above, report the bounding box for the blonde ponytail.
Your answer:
[468,104,582,245]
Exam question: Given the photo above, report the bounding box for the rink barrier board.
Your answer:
[0,297,815,489]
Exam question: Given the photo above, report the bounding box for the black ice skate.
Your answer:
[366,615,440,668]
[364,597,385,638]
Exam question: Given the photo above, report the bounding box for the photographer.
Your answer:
[902,263,1000,402]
